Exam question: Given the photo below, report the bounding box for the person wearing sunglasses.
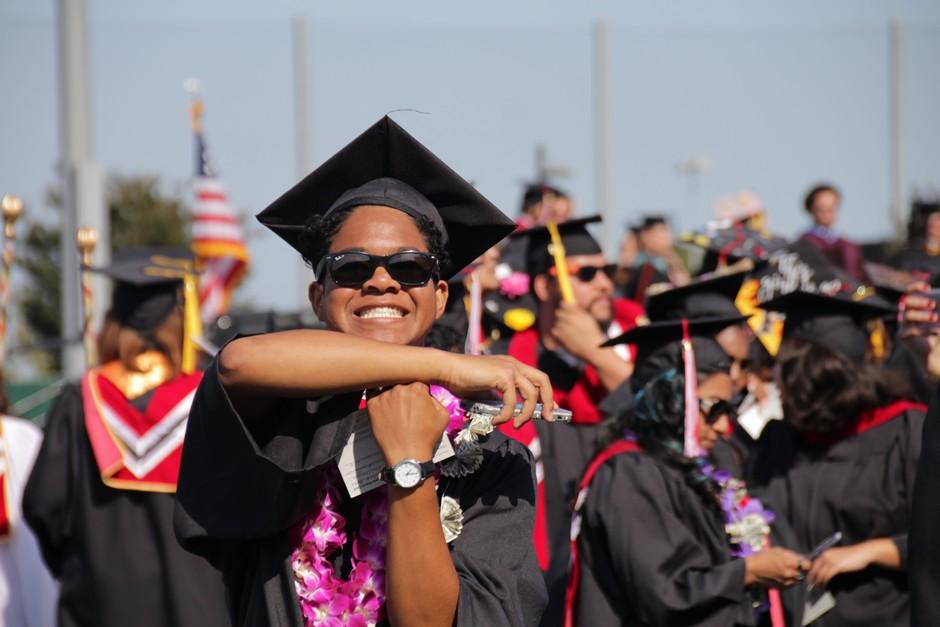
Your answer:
[494,216,645,626]
[565,318,808,627]
[637,263,758,478]
[173,117,555,627]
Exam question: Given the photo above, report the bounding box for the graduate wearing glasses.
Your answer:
[566,319,807,627]
[173,117,555,627]
[498,217,645,625]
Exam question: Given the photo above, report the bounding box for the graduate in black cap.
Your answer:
[173,117,554,627]
[640,264,758,478]
[753,289,925,627]
[496,216,644,624]
[23,247,229,627]
[566,318,807,627]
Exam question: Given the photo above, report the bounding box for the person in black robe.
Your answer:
[174,116,554,627]
[911,384,940,627]
[569,318,807,627]
[755,289,925,626]
[22,248,229,627]
[640,262,757,476]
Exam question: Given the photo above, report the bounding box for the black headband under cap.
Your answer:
[325,177,448,242]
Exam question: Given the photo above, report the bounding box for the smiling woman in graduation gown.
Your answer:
[22,249,229,627]
[755,290,924,627]
[174,117,552,627]
[568,319,806,627]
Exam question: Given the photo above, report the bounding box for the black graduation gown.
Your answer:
[576,451,756,626]
[910,388,940,626]
[22,382,230,627]
[760,410,924,627]
[173,359,548,627]
[534,348,615,627]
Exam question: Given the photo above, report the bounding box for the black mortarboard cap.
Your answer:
[509,215,604,277]
[256,116,516,279]
[604,318,737,391]
[92,247,194,333]
[644,262,752,322]
[758,289,896,362]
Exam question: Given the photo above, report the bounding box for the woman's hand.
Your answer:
[744,547,810,588]
[436,353,554,428]
[367,383,451,466]
[808,539,901,587]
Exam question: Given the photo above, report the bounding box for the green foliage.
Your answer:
[17,175,191,374]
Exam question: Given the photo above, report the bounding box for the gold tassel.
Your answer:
[181,271,202,374]
[546,222,575,304]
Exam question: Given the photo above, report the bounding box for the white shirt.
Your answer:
[0,416,57,627]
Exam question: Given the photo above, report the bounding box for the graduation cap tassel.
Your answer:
[546,222,575,303]
[465,271,483,355]
[0,195,24,367]
[180,271,203,374]
[681,319,703,458]
[76,227,99,367]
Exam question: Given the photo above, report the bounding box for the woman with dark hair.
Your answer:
[566,318,806,627]
[173,117,554,627]
[23,248,230,627]
[757,290,925,627]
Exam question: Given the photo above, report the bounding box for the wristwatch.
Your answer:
[381,458,436,489]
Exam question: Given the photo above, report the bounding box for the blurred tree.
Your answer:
[17,175,190,374]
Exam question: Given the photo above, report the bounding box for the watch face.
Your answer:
[393,460,423,489]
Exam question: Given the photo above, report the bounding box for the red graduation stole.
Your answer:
[82,367,202,493]
[564,439,641,627]
[0,418,10,538]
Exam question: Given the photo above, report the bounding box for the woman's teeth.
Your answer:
[358,306,405,319]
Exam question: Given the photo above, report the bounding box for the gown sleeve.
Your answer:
[21,383,81,577]
[583,454,750,626]
[911,393,940,626]
[891,408,925,567]
[174,357,358,566]
[449,435,548,627]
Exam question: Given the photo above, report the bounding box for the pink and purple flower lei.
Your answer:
[291,386,466,627]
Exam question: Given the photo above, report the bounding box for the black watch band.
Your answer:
[380,459,436,488]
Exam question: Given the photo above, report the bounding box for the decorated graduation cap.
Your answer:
[681,224,787,275]
[758,288,895,363]
[605,316,740,457]
[510,215,604,278]
[92,247,203,374]
[644,260,753,323]
[256,116,516,279]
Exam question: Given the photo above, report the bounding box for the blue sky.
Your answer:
[3,0,940,322]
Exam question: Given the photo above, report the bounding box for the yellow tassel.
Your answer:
[181,272,203,374]
[546,222,575,304]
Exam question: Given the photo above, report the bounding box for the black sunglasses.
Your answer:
[315,251,439,288]
[551,263,618,282]
[698,397,737,424]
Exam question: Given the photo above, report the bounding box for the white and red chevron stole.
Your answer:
[0,419,10,538]
[82,369,202,493]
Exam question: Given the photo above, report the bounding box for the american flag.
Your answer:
[191,103,249,324]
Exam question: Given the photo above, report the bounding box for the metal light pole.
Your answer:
[593,19,612,255]
[890,17,907,242]
[293,16,314,309]
[58,0,108,378]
